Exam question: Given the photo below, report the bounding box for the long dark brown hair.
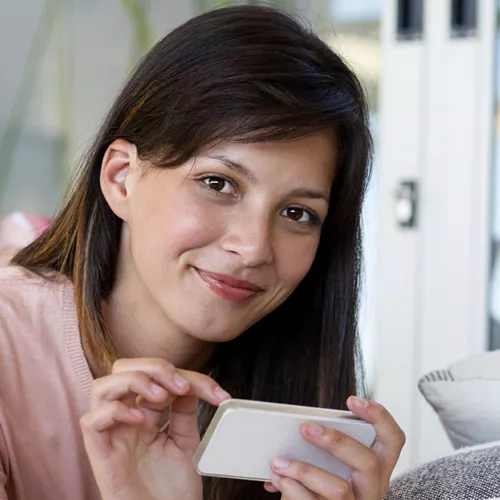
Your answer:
[13,5,372,499]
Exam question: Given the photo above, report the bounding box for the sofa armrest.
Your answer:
[385,442,500,500]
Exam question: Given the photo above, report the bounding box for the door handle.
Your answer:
[395,180,418,228]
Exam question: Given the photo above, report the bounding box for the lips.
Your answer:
[194,268,263,304]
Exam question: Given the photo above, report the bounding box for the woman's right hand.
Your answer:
[80,358,231,500]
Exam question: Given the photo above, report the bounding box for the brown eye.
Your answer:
[202,176,234,194]
[282,207,309,223]
[280,207,321,226]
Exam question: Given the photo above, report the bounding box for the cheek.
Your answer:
[133,194,223,261]
[275,235,319,288]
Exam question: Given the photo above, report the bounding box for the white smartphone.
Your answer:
[193,399,376,482]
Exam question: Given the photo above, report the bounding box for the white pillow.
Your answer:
[418,350,500,449]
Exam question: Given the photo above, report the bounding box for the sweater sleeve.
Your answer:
[0,280,11,499]
[0,424,8,499]
[0,475,7,499]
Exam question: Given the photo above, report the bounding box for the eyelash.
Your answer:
[287,208,322,227]
[198,175,323,227]
[199,174,237,197]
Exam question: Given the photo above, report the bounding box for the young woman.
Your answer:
[0,5,405,500]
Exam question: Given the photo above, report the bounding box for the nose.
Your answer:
[221,211,274,267]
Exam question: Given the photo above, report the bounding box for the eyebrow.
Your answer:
[287,188,330,204]
[203,154,330,203]
[204,155,258,183]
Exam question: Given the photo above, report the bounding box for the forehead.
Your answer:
[200,131,338,187]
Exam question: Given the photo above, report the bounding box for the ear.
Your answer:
[100,139,139,222]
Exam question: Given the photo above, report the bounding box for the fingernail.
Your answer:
[305,422,323,437]
[352,396,370,408]
[213,386,231,401]
[129,408,143,419]
[150,383,164,395]
[272,457,289,470]
[174,373,189,389]
[271,473,281,487]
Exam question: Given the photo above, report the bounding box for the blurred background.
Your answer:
[0,0,498,476]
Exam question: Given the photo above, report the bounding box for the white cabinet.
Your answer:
[376,0,496,473]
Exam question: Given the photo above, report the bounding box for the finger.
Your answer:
[346,397,406,471]
[112,358,191,397]
[90,371,171,410]
[80,401,146,456]
[112,358,231,405]
[271,457,354,500]
[135,392,176,412]
[167,394,202,455]
[300,422,380,479]
[271,474,319,499]
[263,481,279,493]
[178,368,231,406]
[81,401,145,433]
[166,370,232,455]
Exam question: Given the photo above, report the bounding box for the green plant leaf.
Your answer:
[120,0,154,61]
[0,0,57,204]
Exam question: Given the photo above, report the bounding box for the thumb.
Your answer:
[168,394,201,455]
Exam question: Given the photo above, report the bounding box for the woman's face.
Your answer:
[110,131,337,343]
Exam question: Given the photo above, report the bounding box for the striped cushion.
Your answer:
[418,350,500,448]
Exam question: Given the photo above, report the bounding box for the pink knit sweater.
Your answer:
[0,266,100,499]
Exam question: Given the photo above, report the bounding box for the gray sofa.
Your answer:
[386,350,500,499]
[385,441,500,500]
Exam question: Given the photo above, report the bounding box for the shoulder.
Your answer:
[0,265,69,304]
[0,265,73,347]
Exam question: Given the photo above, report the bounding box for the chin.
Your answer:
[180,318,245,344]
[193,327,243,344]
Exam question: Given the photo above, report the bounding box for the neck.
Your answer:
[102,273,214,374]
[103,298,214,372]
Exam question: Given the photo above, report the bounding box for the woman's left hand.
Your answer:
[263,396,405,499]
